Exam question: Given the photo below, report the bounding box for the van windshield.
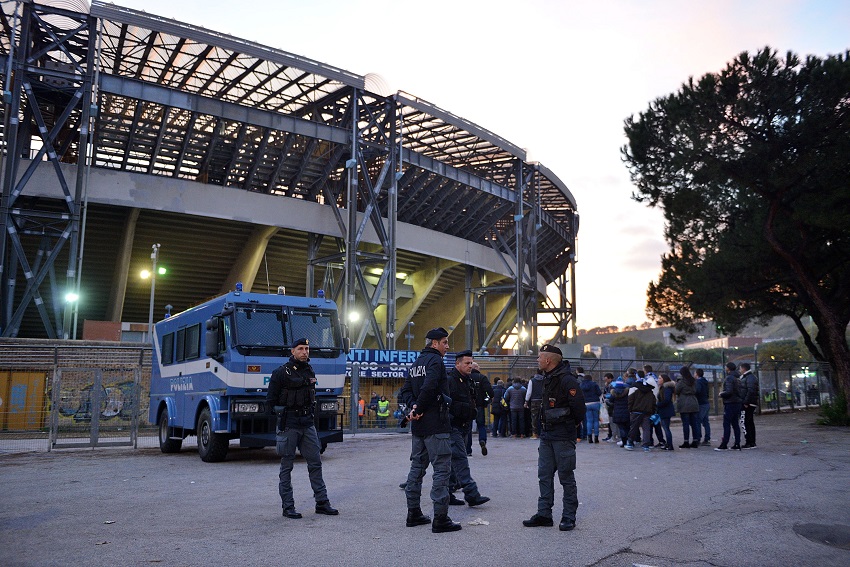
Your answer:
[232,306,285,347]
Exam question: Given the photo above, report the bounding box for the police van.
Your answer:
[150,286,347,462]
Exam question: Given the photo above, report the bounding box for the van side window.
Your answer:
[161,332,174,365]
[176,328,186,362]
[185,323,201,360]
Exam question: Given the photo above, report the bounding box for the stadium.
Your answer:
[0,0,578,352]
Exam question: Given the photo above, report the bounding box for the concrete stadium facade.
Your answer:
[0,0,578,352]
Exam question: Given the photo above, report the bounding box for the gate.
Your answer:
[50,367,141,449]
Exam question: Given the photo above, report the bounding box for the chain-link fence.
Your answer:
[0,339,837,453]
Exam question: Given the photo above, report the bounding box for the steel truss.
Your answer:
[0,0,577,350]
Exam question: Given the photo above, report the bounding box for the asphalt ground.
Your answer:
[1,409,848,567]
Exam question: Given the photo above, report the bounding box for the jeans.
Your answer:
[584,403,601,437]
[721,402,742,446]
[510,409,525,437]
[475,407,488,443]
[698,403,711,440]
[450,426,481,500]
[537,438,578,520]
[405,433,452,515]
[276,425,328,510]
[660,416,673,447]
[680,412,698,442]
[492,411,507,436]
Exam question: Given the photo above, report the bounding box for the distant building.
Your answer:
[682,337,762,350]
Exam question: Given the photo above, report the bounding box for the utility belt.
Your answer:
[288,407,313,417]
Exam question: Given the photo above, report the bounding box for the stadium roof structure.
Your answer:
[0,0,578,351]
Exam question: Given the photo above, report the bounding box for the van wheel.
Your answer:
[197,407,228,462]
[158,408,182,453]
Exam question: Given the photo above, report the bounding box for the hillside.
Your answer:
[577,316,804,346]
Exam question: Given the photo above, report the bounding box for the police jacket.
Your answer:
[471,370,494,407]
[398,347,451,437]
[539,361,585,441]
[266,356,317,426]
[720,371,743,404]
[447,368,477,428]
[740,371,760,405]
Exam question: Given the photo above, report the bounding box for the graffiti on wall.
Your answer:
[54,380,138,423]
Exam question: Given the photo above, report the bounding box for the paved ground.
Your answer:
[1,409,848,567]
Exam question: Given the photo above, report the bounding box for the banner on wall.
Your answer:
[346,349,418,378]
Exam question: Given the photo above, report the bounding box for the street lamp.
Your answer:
[142,244,161,344]
[406,321,415,351]
[61,291,79,339]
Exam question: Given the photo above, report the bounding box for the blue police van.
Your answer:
[150,287,347,462]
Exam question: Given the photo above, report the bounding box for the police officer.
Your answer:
[266,338,338,519]
[447,350,490,507]
[398,327,461,533]
[523,344,585,531]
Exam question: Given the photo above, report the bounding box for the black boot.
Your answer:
[315,501,339,515]
[594,435,599,444]
[406,508,431,527]
[432,514,462,533]
[448,493,465,506]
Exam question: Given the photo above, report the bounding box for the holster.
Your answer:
[273,405,288,432]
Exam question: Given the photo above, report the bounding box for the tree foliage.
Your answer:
[622,47,850,416]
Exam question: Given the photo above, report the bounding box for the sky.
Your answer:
[109,0,850,331]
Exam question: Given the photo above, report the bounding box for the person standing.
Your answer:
[525,371,545,439]
[625,377,656,452]
[470,362,494,455]
[601,373,616,441]
[505,378,528,438]
[376,396,390,428]
[715,362,743,451]
[739,362,760,449]
[656,373,676,450]
[357,395,365,428]
[694,368,711,445]
[610,375,630,446]
[266,338,338,519]
[491,379,508,437]
[578,369,603,443]
[398,327,462,533]
[523,345,586,531]
[675,366,700,448]
[446,350,491,507]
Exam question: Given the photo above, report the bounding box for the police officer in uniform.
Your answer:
[446,350,490,507]
[266,338,338,519]
[523,344,585,531]
[398,327,462,533]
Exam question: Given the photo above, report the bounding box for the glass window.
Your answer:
[161,333,174,365]
[176,328,185,362]
[184,323,201,360]
[289,309,340,349]
[233,306,285,347]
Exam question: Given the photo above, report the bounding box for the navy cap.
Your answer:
[292,338,309,348]
[455,349,473,359]
[425,327,449,340]
[539,344,562,356]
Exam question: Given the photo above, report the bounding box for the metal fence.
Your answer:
[0,340,836,453]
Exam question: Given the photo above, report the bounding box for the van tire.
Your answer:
[158,408,182,453]
[197,407,228,462]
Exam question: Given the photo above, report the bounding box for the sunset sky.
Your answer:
[111,0,850,331]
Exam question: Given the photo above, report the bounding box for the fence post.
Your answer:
[350,363,360,433]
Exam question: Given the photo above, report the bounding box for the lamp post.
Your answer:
[146,244,160,344]
[406,321,415,351]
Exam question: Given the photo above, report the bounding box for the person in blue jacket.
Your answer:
[578,370,603,443]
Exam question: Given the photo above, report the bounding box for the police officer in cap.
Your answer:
[267,338,338,519]
[523,344,585,531]
[398,327,462,533]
